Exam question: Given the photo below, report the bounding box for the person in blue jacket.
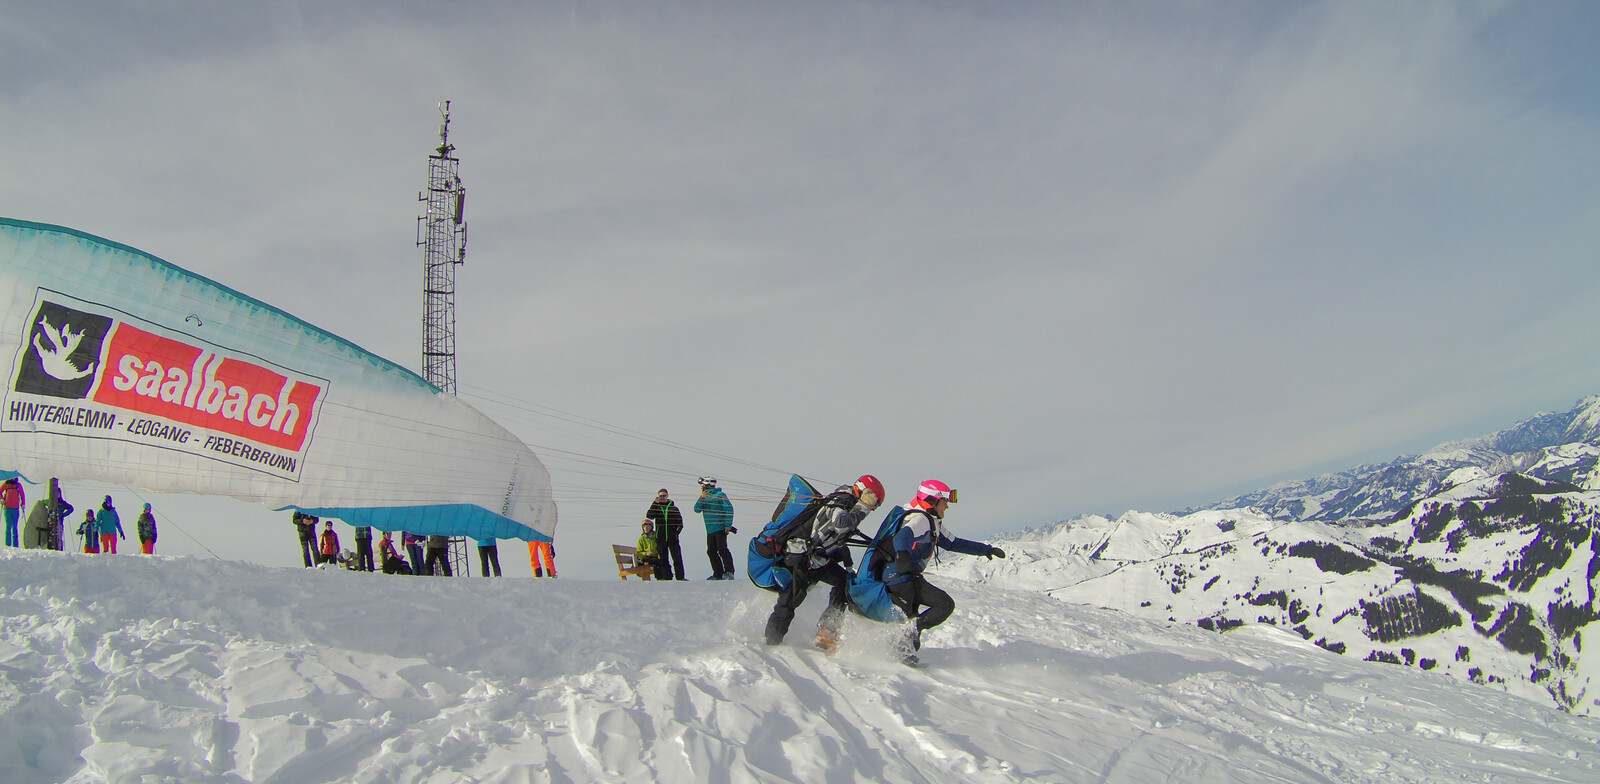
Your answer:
[97,495,126,554]
[881,480,1005,665]
[694,477,737,580]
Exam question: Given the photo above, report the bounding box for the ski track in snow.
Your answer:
[0,549,1595,783]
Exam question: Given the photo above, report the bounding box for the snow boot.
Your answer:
[814,627,840,654]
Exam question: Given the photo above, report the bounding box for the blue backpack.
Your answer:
[746,474,824,592]
[845,505,911,623]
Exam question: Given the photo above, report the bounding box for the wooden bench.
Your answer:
[613,545,655,580]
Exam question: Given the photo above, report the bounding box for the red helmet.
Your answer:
[854,474,885,500]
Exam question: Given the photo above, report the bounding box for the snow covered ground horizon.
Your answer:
[0,548,1596,783]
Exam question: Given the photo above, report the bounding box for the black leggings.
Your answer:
[478,545,501,577]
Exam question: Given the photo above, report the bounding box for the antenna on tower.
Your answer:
[416,99,472,576]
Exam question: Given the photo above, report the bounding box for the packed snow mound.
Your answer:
[2,550,1597,782]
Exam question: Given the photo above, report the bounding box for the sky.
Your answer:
[4,1,1600,578]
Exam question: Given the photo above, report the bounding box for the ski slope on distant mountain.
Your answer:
[0,550,1595,782]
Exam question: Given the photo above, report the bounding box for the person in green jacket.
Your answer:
[97,496,125,554]
[635,521,662,568]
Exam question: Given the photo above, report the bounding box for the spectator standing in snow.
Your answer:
[402,532,428,575]
[97,496,125,554]
[424,534,453,576]
[1,478,24,548]
[137,503,157,554]
[47,478,71,551]
[77,509,99,553]
[694,477,737,580]
[293,512,319,567]
[353,525,375,572]
[764,475,885,650]
[477,536,502,577]
[318,521,341,566]
[527,539,556,577]
[881,480,1006,666]
[645,489,685,580]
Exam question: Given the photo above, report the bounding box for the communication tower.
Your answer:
[417,100,472,576]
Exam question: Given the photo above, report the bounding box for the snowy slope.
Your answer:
[950,476,1600,718]
[1,550,1597,782]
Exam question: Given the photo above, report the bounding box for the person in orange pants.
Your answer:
[527,539,556,577]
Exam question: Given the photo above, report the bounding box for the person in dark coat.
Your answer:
[76,509,99,553]
[294,512,319,567]
[47,478,71,551]
[353,526,375,572]
[644,489,685,580]
[424,535,453,576]
[137,503,157,554]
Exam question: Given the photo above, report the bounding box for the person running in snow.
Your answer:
[77,509,99,553]
[882,480,1006,666]
[137,503,157,554]
[2,478,25,548]
[694,477,737,580]
[97,496,125,554]
[645,489,686,580]
[764,474,885,649]
[477,536,502,577]
[318,521,341,567]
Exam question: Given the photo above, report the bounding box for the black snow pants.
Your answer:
[887,574,956,650]
[764,559,850,645]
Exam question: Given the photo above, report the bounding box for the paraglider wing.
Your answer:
[0,218,556,542]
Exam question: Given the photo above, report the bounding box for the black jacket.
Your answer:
[646,500,684,541]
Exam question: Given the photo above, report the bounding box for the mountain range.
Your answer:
[939,395,1600,716]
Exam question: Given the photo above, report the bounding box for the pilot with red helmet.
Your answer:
[764,474,886,649]
[882,480,1006,666]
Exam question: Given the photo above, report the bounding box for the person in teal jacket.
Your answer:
[694,477,737,580]
[97,496,125,554]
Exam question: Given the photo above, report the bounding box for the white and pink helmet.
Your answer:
[913,479,955,509]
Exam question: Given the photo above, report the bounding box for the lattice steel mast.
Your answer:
[419,100,468,396]
[417,100,472,576]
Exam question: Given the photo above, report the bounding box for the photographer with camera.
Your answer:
[694,477,737,580]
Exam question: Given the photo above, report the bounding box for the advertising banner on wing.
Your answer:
[6,290,327,481]
[0,218,556,542]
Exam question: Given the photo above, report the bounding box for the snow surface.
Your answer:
[1,550,1597,782]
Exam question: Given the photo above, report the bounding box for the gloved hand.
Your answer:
[895,551,914,574]
[859,490,879,510]
[987,546,1005,560]
[729,526,737,534]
